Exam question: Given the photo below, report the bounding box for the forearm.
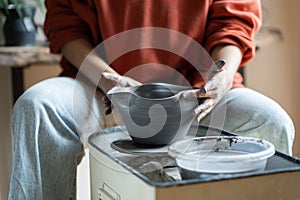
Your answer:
[61,38,118,92]
[210,45,242,86]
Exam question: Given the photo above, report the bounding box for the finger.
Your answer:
[118,78,132,87]
[196,106,213,122]
[104,99,111,107]
[102,95,109,101]
[179,89,197,98]
[194,100,215,122]
[202,79,219,95]
[193,99,214,116]
[102,95,113,115]
[104,100,112,115]
[204,80,217,91]
[179,89,208,99]
[204,88,219,99]
[102,95,110,104]
[119,77,142,87]
[102,72,122,84]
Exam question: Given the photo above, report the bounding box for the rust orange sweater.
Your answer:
[44,0,261,88]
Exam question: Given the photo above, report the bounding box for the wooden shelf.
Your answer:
[0,45,61,68]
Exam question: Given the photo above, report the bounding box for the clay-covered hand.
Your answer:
[180,60,233,122]
[101,72,141,115]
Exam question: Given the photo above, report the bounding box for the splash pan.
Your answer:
[168,136,275,174]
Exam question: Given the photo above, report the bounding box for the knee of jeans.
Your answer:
[13,87,54,121]
[272,110,295,141]
[279,114,295,147]
[268,112,295,155]
[13,77,74,115]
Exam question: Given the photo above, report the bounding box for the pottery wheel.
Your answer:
[111,139,169,155]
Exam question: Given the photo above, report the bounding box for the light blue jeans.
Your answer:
[9,77,295,200]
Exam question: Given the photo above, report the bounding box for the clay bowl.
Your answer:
[107,83,203,146]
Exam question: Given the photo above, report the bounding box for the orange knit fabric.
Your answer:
[44,0,261,88]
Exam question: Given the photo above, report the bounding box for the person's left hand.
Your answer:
[101,72,141,115]
[180,60,233,122]
[102,72,141,88]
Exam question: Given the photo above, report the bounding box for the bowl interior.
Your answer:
[133,84,177,99]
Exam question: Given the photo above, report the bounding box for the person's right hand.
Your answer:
[101,72,141,115]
